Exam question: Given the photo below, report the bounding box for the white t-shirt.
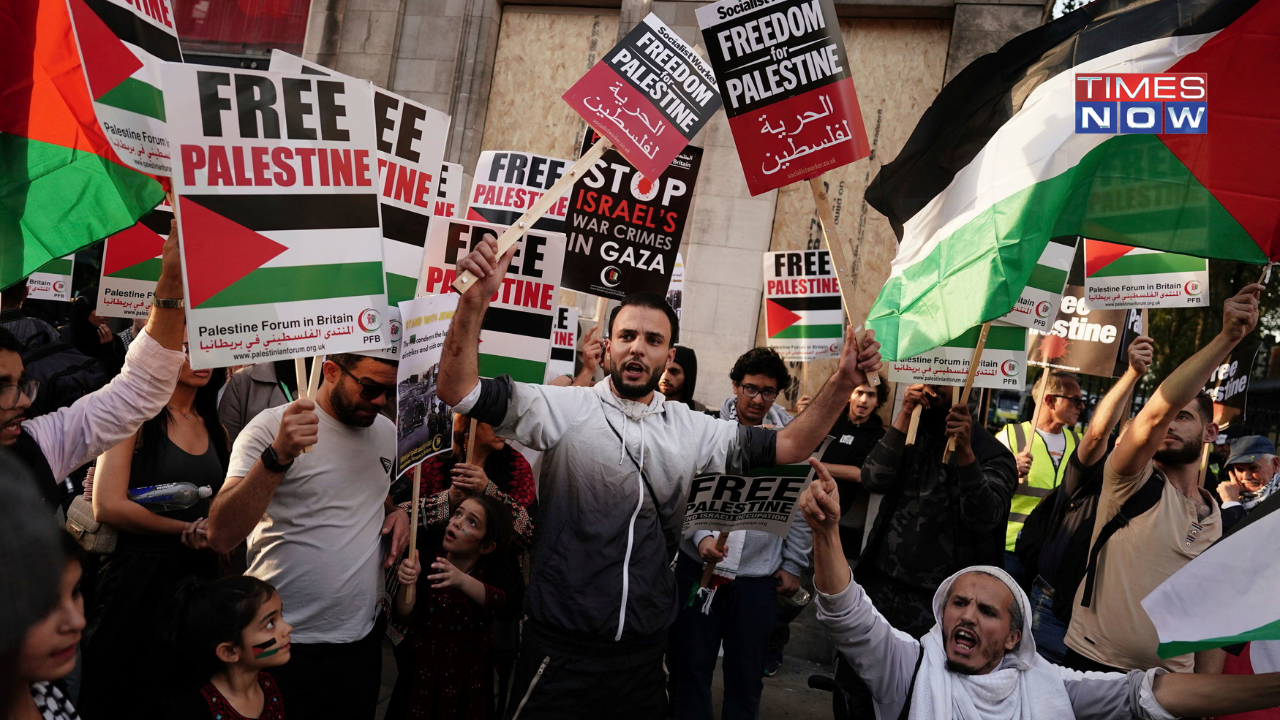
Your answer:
[1038,428,1067,468]
[227,404,395,644]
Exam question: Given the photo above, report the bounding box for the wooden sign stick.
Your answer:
[294,357,307,400]
[296,355,325,454]
[942,322,991,463]
[1196,443,1210,488]
[808,176,879,387]
[700,531,729,588]
[404,463,422,605]
[1141,308,1150,336]
[453,137,613,295]
[466,417,479,462]
[905,406,923,446]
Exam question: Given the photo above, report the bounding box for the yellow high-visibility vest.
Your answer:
[1001,421,1079,552]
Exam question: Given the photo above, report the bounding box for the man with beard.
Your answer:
[436,236,882,719]
[1063,283,1262,675]
[800,458,1280,720]
[207,354,409,720]
[659,345,704,411]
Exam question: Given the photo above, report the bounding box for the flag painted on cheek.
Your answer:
[252,637,280,659]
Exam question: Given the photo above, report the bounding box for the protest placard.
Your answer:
[395,293,458,477]
[684,460,817,537]
[545,305,579,382]
[435,162,465,218]
[562,14,721,180]
[66,0,182,176]
[162,63,391,369]
[562,130,701,299]
[97,203,171,318]
[764,250,843,362]
[416,217,566,384]
[1000,237,1077,331]
[271,51,451,306]
[26,255,74,302]
[888,321,1027,390]
[1028,285,1134,377]
[1206,343,1259,428]
[696,0,869,196]
[469,151,572,232]
[1084,238,1209,309]
[667,252,684,320]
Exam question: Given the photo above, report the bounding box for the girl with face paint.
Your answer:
[166,576,291,720]
[386,494,521,719]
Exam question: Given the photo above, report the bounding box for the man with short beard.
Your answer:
[800,458,1280,720]
[207,353,409,720]
[436,237,882,718]
[1063,282,1262,675]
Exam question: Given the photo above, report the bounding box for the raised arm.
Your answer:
[776,328,881,465]
[1111,285,1260,476]
[143,221,186,351]
[1078,336,1152,467]
[438,236,516,407]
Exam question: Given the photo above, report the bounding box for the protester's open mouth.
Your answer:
[951,627,978,655]
[445,529,457,543]
[2,416,23,441]
[622,361,646,382]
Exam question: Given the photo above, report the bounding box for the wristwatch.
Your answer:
[152,297,184,309]
[261,444,293,473]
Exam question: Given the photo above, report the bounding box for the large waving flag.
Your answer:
[0,0,163,290]
[1143,500,1280,657]
[864,0,1279,360]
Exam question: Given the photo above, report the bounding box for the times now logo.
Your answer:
[1075,73,1207,134]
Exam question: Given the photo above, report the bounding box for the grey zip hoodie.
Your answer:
[458,375,776,641]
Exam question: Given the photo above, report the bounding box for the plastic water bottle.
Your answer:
[128,482,212,512]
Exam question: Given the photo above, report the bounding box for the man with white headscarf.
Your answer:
[798,458,1280,720]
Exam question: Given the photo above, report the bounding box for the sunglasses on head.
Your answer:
[334,362,395,401]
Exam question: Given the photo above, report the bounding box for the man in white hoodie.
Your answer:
[437,236,882,719]
[799,458,1280,720]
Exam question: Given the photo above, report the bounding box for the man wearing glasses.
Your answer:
[718,347,796,428]
[0,229,188,510]
[207,353,408,720]
[997,370,1084,583]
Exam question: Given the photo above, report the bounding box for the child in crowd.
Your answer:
[166,576,292,720]
[386,495,520,719]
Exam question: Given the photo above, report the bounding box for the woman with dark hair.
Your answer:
[65,291,125,377]
[659,345,704,411]
[6,531,86,720]
[78,345,230,718]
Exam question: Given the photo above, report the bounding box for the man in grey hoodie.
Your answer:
[438,236,882,719]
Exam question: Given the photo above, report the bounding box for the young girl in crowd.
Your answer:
[166,576,291,720]
[7,532,86,720]
[385,494,520,719]
[79,344,230,718]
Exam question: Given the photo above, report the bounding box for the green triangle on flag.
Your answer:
[179,198,288,308]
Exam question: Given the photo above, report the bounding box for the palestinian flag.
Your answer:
[766,297,843,341]
[97,203,170,318]
[864,0,1280,361]
[1001,236,1076,330]
[1143,499,1280,657]
[66,0,182,176]
[1085,238,1208,283]
[888,321,1028,390]
[0,0,163,291]
[27,254,75,302]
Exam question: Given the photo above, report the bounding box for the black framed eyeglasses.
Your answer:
[739,383,779,401]
[1048,394,1085,409]
[0,379,39,411]
[334,363,395,401]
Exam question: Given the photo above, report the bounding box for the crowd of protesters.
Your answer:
[2,231,1280,720]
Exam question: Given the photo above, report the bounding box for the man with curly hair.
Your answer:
[719,347,795,428]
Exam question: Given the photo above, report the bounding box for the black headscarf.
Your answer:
[672,345,698,407]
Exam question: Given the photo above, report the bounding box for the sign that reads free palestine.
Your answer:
[395,293,458,477]
[562,14,722,180]
[764,250,843,362]
[469,151,572,232]
[999,236,1077,332]
[545,305,579,382]
[26,255,74,303]
[562,130,701,300]
[162,63,391,370]
[270,51,451,306]
[697,0,869,195]
[97,203,172,319]
[685,460,818,537]
[1084,238,1209,310]
[435,162,465,219]
[888,321,1028,390]
[1028,286,1133,377]
[415,218,566,384]
[1205,343,1259,428]
[66,0,182,176]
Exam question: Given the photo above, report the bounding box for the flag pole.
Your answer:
[404,463,421,605]
[808,176,879,387]
[453,137,613,295]
[700,531,729,588]
[906,406,922,446]
[942,322,991,463]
